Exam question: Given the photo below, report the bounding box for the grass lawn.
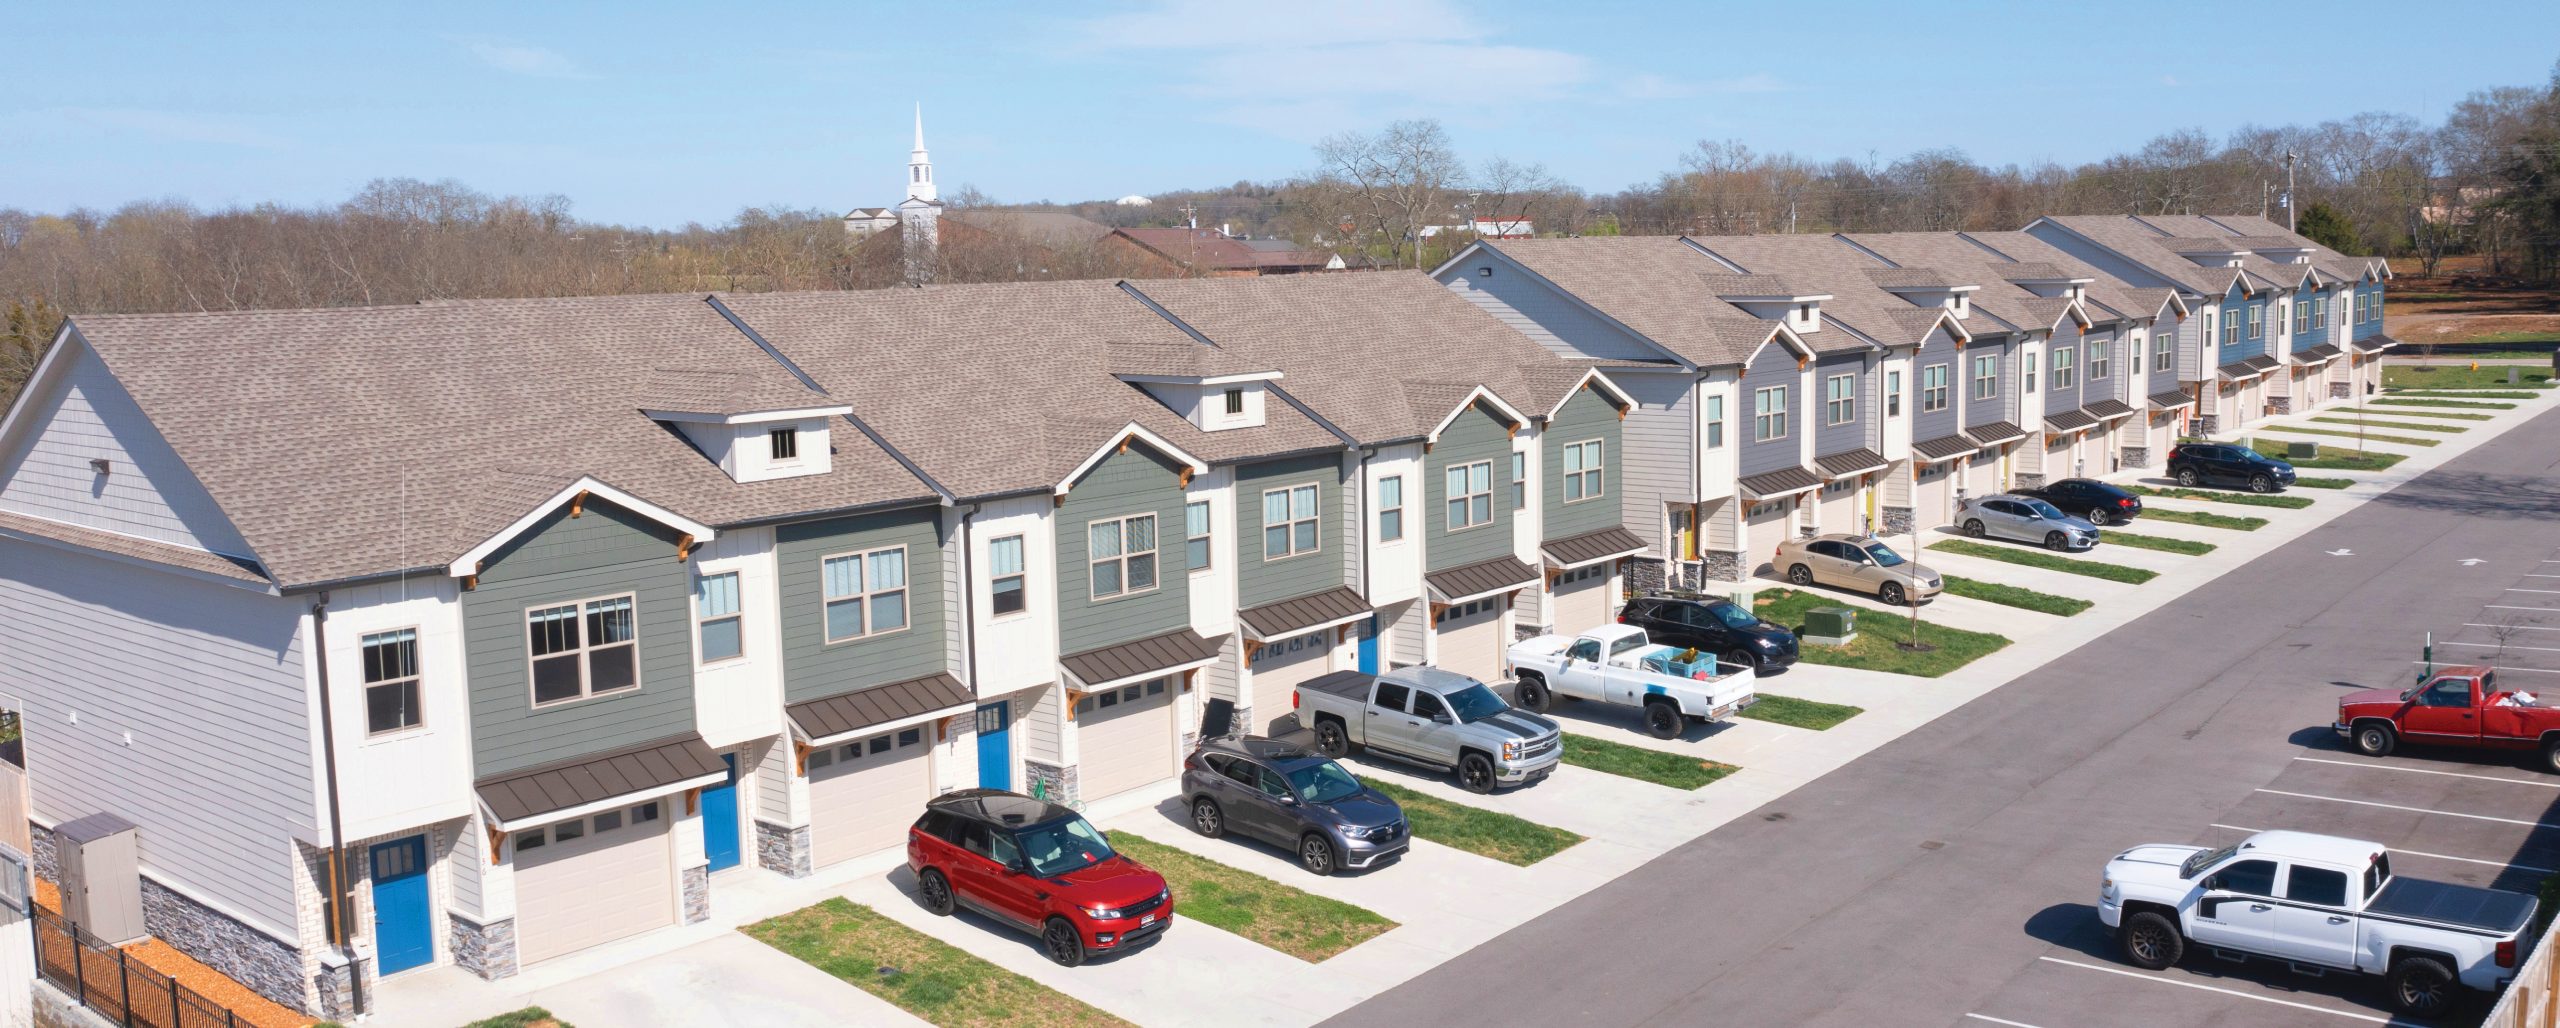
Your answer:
[2130,485,2316,509]
[1940,575,2092,615]
[1735,693,1867,730]
[1559,733,1738,789]
[2143,508,2268,531]
[2259,426,2439,447]
[2445,330,2560,347]
[2309,415,2466,433]
[2294,477,2355,489]
[2324,406,2492,420]
[2373,397,2518,409]
[2246,442,2408,471]
[744,898,1132,1028]
[465,1012,570,1028]
[1750,587,2011,677]
[1362,781,1583,866]
[1926,539,2157,584]
[2387,389,2542,399]
[1106,834,1394,961]
[2384,366,2554,390]
[2102,532,2215,556]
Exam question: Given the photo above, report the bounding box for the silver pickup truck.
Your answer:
[1294,666,1562,793]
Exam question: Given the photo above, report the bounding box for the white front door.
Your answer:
[808,726,936,867]
[1076,678,1177,802]
[514,801,676,965]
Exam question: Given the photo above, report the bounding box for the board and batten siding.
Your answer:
[1615,371,1693,553]
[776,505,950,705]
[1235,452,1349,609]
[1055,445,1193,655]
[0,543,310,936]
[1811,353,1870,458]
[0,343,254,557]
[1737,342,1803,477]
[1913,328,1962,440]
[462,499,697,778]
[1426,401,1519,572]
[1542,384,1624,542]
[1438,253,1670,362]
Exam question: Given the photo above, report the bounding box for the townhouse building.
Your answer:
[1956,232,2196,470]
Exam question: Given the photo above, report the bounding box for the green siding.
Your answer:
[463,499,696,778]
[1235,452,1349,608]
[1056,446,1193,654]
[776,506,950,705]
[1426,401,1518,571]
[1542,385,1623,541]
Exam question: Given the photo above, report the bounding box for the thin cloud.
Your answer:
[6,107,291,149]
[2161,74,2182,87]
[460,38,595,79]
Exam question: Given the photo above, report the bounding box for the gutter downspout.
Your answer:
[309,593,364,1017]
[1355,445,1378,668]
[957,503,982,695]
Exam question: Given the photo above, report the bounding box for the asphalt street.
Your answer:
[1329,401,2560,1028]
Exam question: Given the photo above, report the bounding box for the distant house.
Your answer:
[1107,228,1345,277]
[841,208,897,237]
[1420,218,1537,240]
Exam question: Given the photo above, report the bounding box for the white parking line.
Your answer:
[2406,660,2560,675]
[2255,788,2560,828]
[2508,588,2560,595]
[2488,605,2560,612]
[1963,1015,2052,1028]
[2210,824,2559,874]
[2469,624,2560,632]
[2440,640,2560,654]
[2292,756,2560,788]
[2034,958,2394,1023]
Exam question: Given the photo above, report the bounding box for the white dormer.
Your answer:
[647,406,851,484]
[1723,293,1832,333]
[2166,239,2249,269]
[1121,372,1284,432]
[1875,283,1981,319]
[2009,275,2096,300]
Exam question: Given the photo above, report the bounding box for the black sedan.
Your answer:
[2010,477,2145,526]
[1616,596,1799,672]
[2166,442,2298,493]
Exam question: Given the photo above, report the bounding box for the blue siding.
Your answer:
[2353,282,2385,341]
[2221,288,2267,363]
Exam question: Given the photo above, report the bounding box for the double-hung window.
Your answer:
[1824,374,1855,425]
[2314,298,2328,330]
[2050,346,2077,390]
[1087,515,1157,599]
[2133,338,2145,376]
[2025,352,2039,393]
[1753,386,1788,441]
[1969,355,1996,401]
[2247,304,2264,340]
[2154,330,2173,371]
[2294,301,2311,335]
[1885,371,1901,417]
[695,571,743,663]
[1444,461,1493,530]
[2088,340,2110,381]
[528,595,639,706]
[2221,312,2238,346]
[822,547,908,640]
[1920,365,1948,413]
[1377,475,1404,542]
[362,628,422,735]
[1184,501,1212,571]
[1704,395,1726,448]
[990,535,1027,616]
[1510,453,1527,510]
[1262,486,1319,559]
[1561,440,1603,501]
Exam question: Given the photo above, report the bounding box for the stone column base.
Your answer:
[2269,395,2293,415]
[1627,557,1666,596]
[449,914,519,981]
[1024,760,1075,803]
[2194,414,2219,435]
[2120,446,2152,468]
[2014,472,2047,489]
[682,865,710,924]
[1881,506,1915,535]
[754,821,812,879]
[1700,549,1746,584]
[314,958,365,1021]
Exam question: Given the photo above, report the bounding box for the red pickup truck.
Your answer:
[2337,665,2560,772]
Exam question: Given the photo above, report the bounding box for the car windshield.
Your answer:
[2020,498,2065,519]
[1860,542,1908,568]
[1285,760,1365,804]
[1705,601,1762,629]
[1017,816,1116,878]
[2179,844,2237,880]
[1445,683,1511,723]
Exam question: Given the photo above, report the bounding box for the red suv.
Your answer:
[907,789,1173,966]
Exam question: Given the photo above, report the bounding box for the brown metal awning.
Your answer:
[2044,409,2098,433]
[2083,399,2137,421]
[1541,526,1647,569]
[2244,355,2283,373]
[2352,333,2400,353]
[1913,434,1979,462]
[1239,586,1371,641]
[476,734,727,829]
[1060,628,1226,691]
[1814,448,1888,480]
[2217,359,2267,383]
[1964,421,2026,447]
[1739,466,1822,500]
[787,672,975,745]
[2147,388,2195,412]
[2291,343,2342,364]
[1425,556,1540,605]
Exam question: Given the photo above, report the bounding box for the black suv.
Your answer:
[2011,478,2145,526]
[2166,442,2297,493]
[1616,596,1799,672]
[1181,736,1407,876]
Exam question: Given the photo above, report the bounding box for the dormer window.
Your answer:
[769,427,800,463]
[1950,295,1968,316]
[1224,389,1245,415]
[1798,303,1814,321]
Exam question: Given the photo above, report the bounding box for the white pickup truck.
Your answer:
[1506,624,1758,739]
[2101,829,2538,1018]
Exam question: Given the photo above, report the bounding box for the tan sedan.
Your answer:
[1771,533,1944,606]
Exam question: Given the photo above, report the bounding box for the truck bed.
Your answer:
[1298,670,1374,701]
[2369,877,2537,935]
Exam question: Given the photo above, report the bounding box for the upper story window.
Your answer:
[1511,453,1527,510]
[769,427,799,463]
[2050,346,2078,390]
[2247,305,2264,340]
[2133,339,2145,376]
[1262,485,1320,559]
[1087,514,1158,599]
[1753,386,1788,441]
[1445,461,1494,530]
[822,547,908,641]
[1562,440,1604,501]
[2294,301,2311,335]
[2315,298,2329,329]
[1223,389,1244,415]
[2024,352,2039,393]
[990,535,1027,617]
[1185,501,1212,571]
[1886,371,1902,417]
[528,595,639,707]
[2221,313,2239,346]
[695,571,743,663]
[2154,330,2174,371]
[2089,340,2110,381]
[1969,355,1997,402]
[1824,374,1856,426]
[1920,365,1948,413]
[362,628,422,736]
[1705,395,1726,448]
[1377,475,1405,542]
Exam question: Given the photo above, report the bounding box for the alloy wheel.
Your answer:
[1302,837,1333,875]
[1192,800,1221,837]
[2126,922,2172,965]
[1044,921,1083,966]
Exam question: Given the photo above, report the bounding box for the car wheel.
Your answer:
[1042,917,1088,968]
[1515,675,1551,713]
[2354,723,2396,758]
[1643,700,1683,739]
[1787,563,1814,586]
[918,868,956,917]
[1315,720,1352,759]
[2087,507,2113,526]
[2248,474,2274,494]
[2118,911,2184,970]
[2387,955,2456,1017]
[2044,531,2068,551]
[1964,519,1986,538]
[2541,737,2560,776]
[1723,649,1756,674]
[1299,834,1338,877]
[1190,798,1225,839]
[1457,752,1498,793]
[1878,581,1906,607]
[2175,468,2200,487]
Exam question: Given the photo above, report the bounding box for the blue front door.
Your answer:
[369,836,432,975]
[703,754,742,872]
[976,702,1012,790]
[1358,616,1381,674]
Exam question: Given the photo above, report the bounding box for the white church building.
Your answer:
[843,106,942,245]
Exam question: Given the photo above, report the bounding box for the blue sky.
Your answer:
[6,0,2555,228]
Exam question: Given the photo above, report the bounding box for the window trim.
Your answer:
[1704,394,1727,448]
[1753,386,1789,442]
[768,426,800,464]
[2050,346,2077,390]
[2088,339,2110,382]
[2025,351,2039,394]
[1377,474,1405,543]
[1824,373,1856,426]
[2153,330,2173,372]
[1444,459,1496,532]
[525,592,643,709]
[821,545,912,644]
[1086,513,1161,601]
[360,627,425,737]
[1184,500,1213,573]
[989,533,1028,619]
[1510,452,1527,511]
[693,570,745,666]
[1260,484,1321,562]
[1920,364,1949,413]
[1561,439,1604,503]
[1968,354,1996,402]
[2247,304,2264,340]
[1885,371,1901,418]
[1222,388,1244,415]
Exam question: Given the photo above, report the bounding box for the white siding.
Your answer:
[1364,444,1425,606]
[319,575,476,843]
[1184,466,1236,637]
[967,494,1058,696]
[0,542,309,937]
[1616,370,1695,556]
[686,525,784,750]
[0,343,253,557]
[1024,682,1065,766]
[446,815,485,922]
[1511,424,1541,565]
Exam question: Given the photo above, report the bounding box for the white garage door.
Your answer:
[1076,679,1176,802]
[1963,454,2001,500]
[1550,564,1611,635]
[1817,481,1861,536]
[515,800,675,965]
[1746,497,1792,572]
[808,726,935,867]
[1247,633,1333,736]
[1433,596,1506,684]
[1913,466,1952,531]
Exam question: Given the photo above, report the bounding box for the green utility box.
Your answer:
[1803,606,1858,647]
[2287,440,2320,459]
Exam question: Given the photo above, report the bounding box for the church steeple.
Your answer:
[905,103,937,205]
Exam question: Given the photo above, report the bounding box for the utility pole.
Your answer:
[2283,151,2299,232]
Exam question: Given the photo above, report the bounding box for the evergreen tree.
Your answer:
[2297,202,2359,254]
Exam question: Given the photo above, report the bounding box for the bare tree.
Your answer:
[1308,119,1465,269]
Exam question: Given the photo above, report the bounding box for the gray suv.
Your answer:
[1181,736,1409,876]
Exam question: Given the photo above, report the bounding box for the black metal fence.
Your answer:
[32,907,256,1028]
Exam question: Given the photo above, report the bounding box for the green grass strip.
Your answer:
[2383,367,2553,389]
[1939,575,2093,615]
[2143,508,2268,531]
[2102,532,2216,556]
[1361,781,1583,866]
[1106,834,1395,961]
[1926,539,2156,584]
[2130,485,2316,509]
[2259,426,2439,447]
[745,898,1134,1028]
[1559,733,1737,789]
[2245,443,2408,471]
[2325,406,2491,420]
[1749,587,2012,677]
[2384,389,2539,400]
[465,1012,571,1028]
[2373,397,2516,409]
[1735,693,1867,730]
[2293,477,2354,489]
[2309,415,2466,433]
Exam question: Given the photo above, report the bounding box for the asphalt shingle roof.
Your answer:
[1684,234,1944,353]
[1477,237,1780,368]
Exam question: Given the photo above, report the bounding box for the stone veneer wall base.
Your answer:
[753,821,812,879]
[1700,549,1746,587]
[2014,473,2047,490]
[2121,446,2152,468]
[2269,395,2293,415]
[139,878,309,1014]
[1881,506,1915,535]
[1626,557,1666,597]
[449,913,518,980]
[681,865,710,924]
[1023,760,1074,804]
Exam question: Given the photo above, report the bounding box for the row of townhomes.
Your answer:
[0,214,2394,1017]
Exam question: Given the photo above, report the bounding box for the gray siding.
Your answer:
[1542,384,1624,541]
[1426,401,1518,571]
[1337,453,1362,596]
[0,344,254,557]
[2019,224,2188,291]
[1617,371,1693,552]
[777,506,950,704]
[1811,353,1869,458]
[1438,253,1670,362]
[1963,335,2011,428]
[1737,343,1802,476]
[463,499,697,778]
[2046,332,2084,414]
[1912,330,1960,440]
[2147,319,2182,396]
[1236,452,1350,608]
[1055,445,1193,654]
[2083,326,2125,405]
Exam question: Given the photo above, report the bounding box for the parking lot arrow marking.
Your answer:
[2326,548,2353,556]
[2461,558,2488,566]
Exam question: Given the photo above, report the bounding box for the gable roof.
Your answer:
[1462,237,1789,368]
[1958,231,2188,324]
[1683,234,1953,351]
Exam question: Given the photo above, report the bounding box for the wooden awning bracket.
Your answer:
[676,534,696,562]
[486,824,505,863]
[569,490,589,518]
